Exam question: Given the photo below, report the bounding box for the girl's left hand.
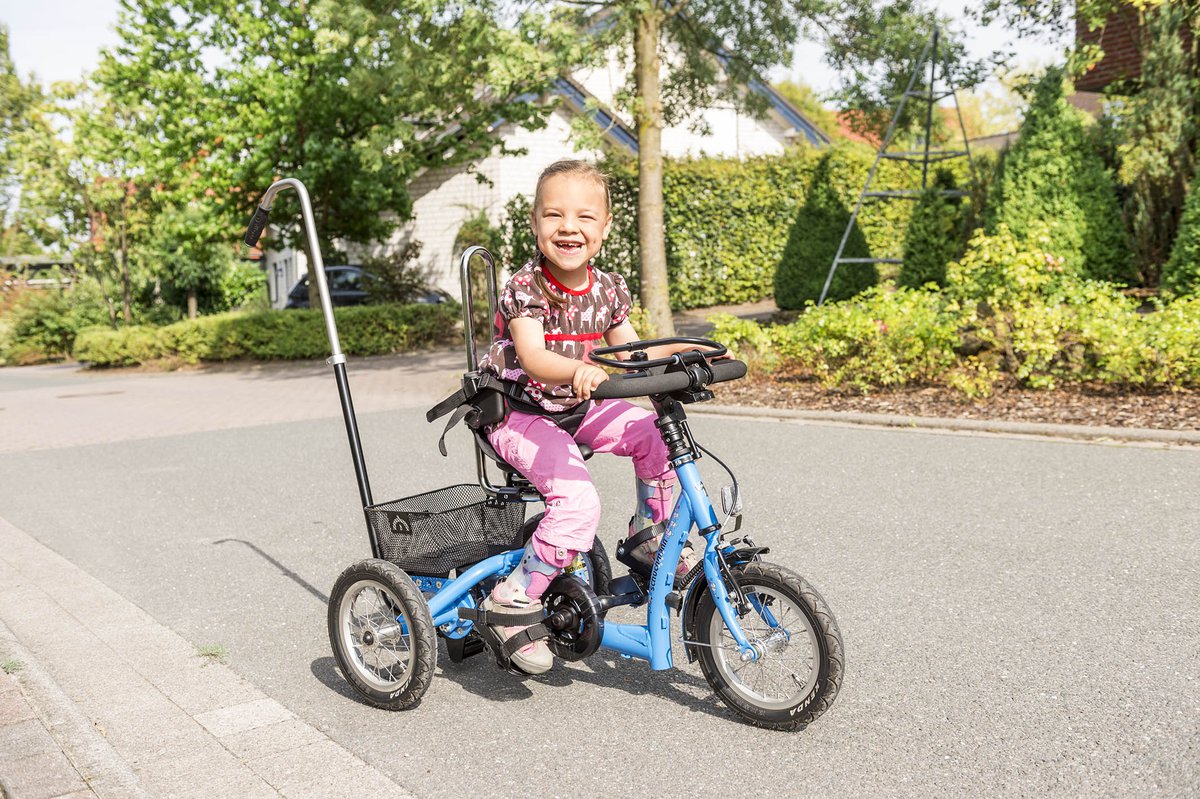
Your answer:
[572,363,609,400]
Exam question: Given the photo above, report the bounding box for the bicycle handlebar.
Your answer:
[591,358,747,399]
[589,336,727,369]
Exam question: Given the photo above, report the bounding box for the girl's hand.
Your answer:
[572,363,609,400]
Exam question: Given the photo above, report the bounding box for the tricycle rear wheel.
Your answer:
[328,559,437,710]
[693,561,843,731]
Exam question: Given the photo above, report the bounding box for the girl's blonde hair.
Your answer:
[531,159,611,310]
[533,159,611,212]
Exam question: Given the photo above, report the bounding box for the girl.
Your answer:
[477,159,698,674]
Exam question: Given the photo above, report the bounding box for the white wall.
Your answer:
[262,246,307,310]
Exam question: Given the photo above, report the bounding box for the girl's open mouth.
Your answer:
[554,241,583,254]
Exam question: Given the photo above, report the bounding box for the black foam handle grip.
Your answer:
[244,207,270,247]
[591,359,747,399]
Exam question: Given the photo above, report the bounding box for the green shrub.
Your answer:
[1162,171,1200,296]
[714,223,1200,395]
[714,286,960,392]
[987,68,1133,284]
[899,169,965,289]
[1,281,110,364]
[774,154,876,308]
[74,303,460,367]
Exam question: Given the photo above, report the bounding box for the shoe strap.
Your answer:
[499,622,553,661]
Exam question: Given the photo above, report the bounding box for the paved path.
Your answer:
[1,356,1198,798]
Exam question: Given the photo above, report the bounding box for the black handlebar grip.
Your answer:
[244,207,270,247]
[591,359,747,399]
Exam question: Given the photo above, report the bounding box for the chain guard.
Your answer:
[541,574,604,661]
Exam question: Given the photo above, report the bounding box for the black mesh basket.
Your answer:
[366,484,526,576]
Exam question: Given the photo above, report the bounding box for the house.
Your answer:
[261,62,830,308]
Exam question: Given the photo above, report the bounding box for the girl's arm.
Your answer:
[510,317,609,399]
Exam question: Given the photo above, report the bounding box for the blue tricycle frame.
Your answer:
[244,178,843,730]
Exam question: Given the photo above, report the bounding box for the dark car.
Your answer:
[284,265,453,309]
[285,265,369,309]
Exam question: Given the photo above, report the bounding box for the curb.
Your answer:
[0,621,138,799]
[0,516,416,799]
[689,403,1200,445]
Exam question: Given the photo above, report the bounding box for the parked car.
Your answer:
[285,265,368,309]
[284,265,453,309]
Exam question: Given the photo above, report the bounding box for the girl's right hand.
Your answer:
[572,363,609,400]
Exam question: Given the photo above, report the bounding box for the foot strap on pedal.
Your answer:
[615,522,665,577]
[457,606,554,666]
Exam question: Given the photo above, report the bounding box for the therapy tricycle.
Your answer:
[245,178,843,730]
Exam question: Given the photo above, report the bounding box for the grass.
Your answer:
[1,658,24,674]
[195,644,229,666]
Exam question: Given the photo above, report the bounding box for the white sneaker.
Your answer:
[484,583,553,674]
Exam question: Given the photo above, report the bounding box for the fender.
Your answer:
[680,546,769,663]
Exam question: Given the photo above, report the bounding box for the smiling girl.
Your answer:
[476,160,699,674]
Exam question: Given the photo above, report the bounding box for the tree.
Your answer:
[0,24,43,256]
[986,68,1133,283]
[13,84,154,324]
[820,1,997,144]
[552,2,991,332]
[1112,2,1198,286]
[899,168,964,288]
[775,154,875,308]
[98,0,579,309]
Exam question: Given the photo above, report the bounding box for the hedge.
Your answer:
[73,303,460,367]
[712,223,1200,396]
[500,144,975,311]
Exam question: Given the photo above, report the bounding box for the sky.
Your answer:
[2,0,1071,94]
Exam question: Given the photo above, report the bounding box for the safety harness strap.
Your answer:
[457,605,546,628]
[427,370,592,456]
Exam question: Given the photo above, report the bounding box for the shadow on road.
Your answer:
[214,538,329,604]
[312,638,731,721]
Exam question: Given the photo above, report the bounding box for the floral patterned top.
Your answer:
[479,259,633,412]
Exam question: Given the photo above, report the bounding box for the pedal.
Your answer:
[608,573,646,597]
[596,573,647,612]
[445,633,485,663]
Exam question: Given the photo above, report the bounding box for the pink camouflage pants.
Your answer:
[487,399,676,563]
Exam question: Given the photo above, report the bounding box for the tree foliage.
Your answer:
[96,0,579,302]
[1162,170,1200,296]
[774,154,876,309]
[900,168,965,288]
[1111,2,1199,286]
[986,68,1133,283]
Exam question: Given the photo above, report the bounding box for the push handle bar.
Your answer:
[242,178,342,362]
[589,336,726,370]
[244,207,270,248]
[591,358,746,399]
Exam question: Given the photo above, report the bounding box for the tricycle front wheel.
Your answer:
[328,559,437,710]
[693,561,843,731]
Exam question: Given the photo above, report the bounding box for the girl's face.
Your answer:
[531,173,612,280]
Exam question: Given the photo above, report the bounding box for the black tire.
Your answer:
[521,512,612,595]
[693,561,843,731]
[328,559,437,710]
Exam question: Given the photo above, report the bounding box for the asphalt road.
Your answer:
[1,362,1197,797]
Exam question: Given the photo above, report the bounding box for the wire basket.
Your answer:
[366,484,526,576]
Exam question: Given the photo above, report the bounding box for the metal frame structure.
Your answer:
[819,25,977,306]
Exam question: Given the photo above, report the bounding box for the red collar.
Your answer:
[539,263,594,296]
